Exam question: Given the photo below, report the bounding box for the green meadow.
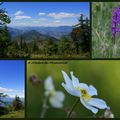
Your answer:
[92,2,120,58]
[0,110,24,118]
[27,60,120,118]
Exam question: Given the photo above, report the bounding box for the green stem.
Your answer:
[40,97,48,118]
[67,98,79,118]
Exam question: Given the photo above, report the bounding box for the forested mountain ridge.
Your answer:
[8,26,72,39]
[8,27,22,37]
[12,30,59,42]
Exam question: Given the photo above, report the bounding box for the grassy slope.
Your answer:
[0,110,24,118]
[92,2,120,58]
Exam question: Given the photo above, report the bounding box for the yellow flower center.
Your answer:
[77,86,91,101]
[81,89,91,100]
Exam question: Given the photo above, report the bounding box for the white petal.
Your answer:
[88,98,108,109]
[61,71,74,89]
[54,91,65,102]
[61,71,71,84]
[80,83,89,91]
[49,93,64,108]
[62,83,80,97]
[44,76,54,91]
[70,72,80,88]
[62,71,75,92]
[88,85,97,96]
[80,98,98,114]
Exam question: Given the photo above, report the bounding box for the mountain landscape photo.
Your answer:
[0,61,25,118]
[0,2,90,58]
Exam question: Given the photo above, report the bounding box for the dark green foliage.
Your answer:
[7,29,90,58]
[0,4,11,57]
[43,39,58,56]
[0,106,9,115]
[71,14,90,54]
[20,35,24,50]
[0,93,7,106]
[0,25,11,57]
[23,41,28,53]
[58,37,72,55]
[7,35,30,58]
[7,105,14,112]
[0,93,9,116]
[0,9,10,25]
[14,30,58,42]
[12,96,23,111]
[31,40,39,53]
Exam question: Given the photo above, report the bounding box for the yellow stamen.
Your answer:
[81,89,91,100]
[76,86,91,100]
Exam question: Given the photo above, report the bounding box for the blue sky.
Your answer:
[2,2,90,27]
[0,60,24,98]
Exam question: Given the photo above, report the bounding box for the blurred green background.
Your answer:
[27,60,120,118]
[92,2,120,58]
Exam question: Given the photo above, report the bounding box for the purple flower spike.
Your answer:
[112,7,120,44]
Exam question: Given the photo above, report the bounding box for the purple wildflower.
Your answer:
[112,7,120,44]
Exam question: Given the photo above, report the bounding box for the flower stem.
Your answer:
[67,98,79,118]
[40,97,48,118]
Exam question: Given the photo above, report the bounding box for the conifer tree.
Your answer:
[32,40,39,53]
[12,96,23,111]
[71,14,90,54]
[0,93,7,106]
[0,3,11,57]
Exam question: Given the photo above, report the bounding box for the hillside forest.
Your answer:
[0,3,90,58]
[0,92,24,118]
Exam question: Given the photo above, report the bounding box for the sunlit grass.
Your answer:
[0,110,24,118]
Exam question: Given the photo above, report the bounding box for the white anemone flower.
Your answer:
[61,71,109,114]
[44,76,65,108]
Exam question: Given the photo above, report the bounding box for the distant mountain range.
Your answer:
[8,26,72,40]
[1,97,24,106]
[12,30,58,42]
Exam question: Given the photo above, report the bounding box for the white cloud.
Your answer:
[38,12,46,16]
[54,20,61,23]
[14,90,24,98]
[22,90,24,93]
[9,93,24,98]
[0,86,24,98]
[14,11,24,16]
[10,20,74,27]
[14,10,31,20]
[50,22,72,27]
[0,87,15,92]
[48,12,79,19]
[15,15,31,20]
[33,20,39,23]
[33,18,47,23]
[39,18,47,21]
